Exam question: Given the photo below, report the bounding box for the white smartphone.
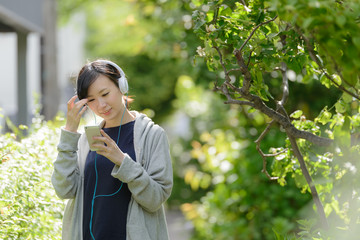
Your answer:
[84,125,102,151]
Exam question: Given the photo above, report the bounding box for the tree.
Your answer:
[173,75,313,239]
[189,0,360,238]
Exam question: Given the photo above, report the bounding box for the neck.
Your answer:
[104,110,135,128]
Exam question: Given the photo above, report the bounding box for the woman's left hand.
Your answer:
[92,130,125,166]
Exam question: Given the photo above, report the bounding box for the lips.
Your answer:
[102,108,112,116]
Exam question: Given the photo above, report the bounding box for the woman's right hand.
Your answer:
[64,95,88,133]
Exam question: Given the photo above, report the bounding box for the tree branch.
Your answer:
[219,72,333,146]
[296,26,360,100]
[242,92,333,146]
[277,94,329,229]
[224,99,255,106]
[287,133,329,229]
[329,55,359,95]
[228,68,241,74]
[255,120,280,180]
[233,50,254,93]
[211,5,219,25]
[221,84,255,107]
[214,46,233,84]
[246,49,254,67]
[233,16,278,93]
[279,34,289,106]
[235,15,278,53]
[280,61,289,105]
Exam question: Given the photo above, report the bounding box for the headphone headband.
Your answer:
[96,60,129,94]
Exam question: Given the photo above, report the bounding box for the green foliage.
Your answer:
[0,116,65,239]
[191,0,359,98]
[173,76,312,239]
[272,0,360,88]
[188,0,360,239]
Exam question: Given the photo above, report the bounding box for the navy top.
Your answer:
[83,121,136,240]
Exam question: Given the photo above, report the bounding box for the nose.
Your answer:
[98,98,107,109]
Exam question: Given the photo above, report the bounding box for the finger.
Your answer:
[99,129,110,139]
[92,142,106,151]
[76,98,88,106]
[99,130,115,145]
[73,99,88,112]
[93,136,111,147]
[67,95,78,110]
[68,95,78,103]
[78,104,87,117]
[92,130,109,142]
[68,101,88,119]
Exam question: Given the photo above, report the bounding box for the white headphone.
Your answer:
[97,60,129,94]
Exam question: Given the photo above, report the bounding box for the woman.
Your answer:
[52,59,173,240]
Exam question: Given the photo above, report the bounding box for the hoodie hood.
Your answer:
[132,111,154,167]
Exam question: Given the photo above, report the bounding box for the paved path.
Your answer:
[166,209,193,240]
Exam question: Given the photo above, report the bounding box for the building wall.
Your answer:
[0,0,43,32]
[0,12,85,128]
[0,32,40,118]
[58,12,86,113]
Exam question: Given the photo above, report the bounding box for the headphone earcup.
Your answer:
[118,76,128,94]
[97,60,128,94]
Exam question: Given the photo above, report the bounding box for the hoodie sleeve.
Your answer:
[111,126,173,213]
[51,129,82,199]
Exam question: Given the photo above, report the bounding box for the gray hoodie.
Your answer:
[52,111,173,240]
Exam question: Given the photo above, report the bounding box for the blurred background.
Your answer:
[0,0,359,239]
[0,0,83,127]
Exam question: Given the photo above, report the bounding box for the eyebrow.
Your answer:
[87,88,108,98]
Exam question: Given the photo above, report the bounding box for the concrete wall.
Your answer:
[0,32,40,118]
[58,13,86,112]
[0,0,43,33]
[57,13,86,113]
[0,12,85,128]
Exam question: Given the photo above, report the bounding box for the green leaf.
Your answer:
[332,74,341,86]
[273,228,282,240]
[333,121,351,148]
[267,32,279,40]
[342,92,353,103]
[335,100,346,114]
[302,17,313,28]
[324,203,333,217]
[290,110,303,119]
[353,36,360,50]
[335,15,346,27]
[315,108,332,125]
[256,70,263,84]
[320,73,331,88]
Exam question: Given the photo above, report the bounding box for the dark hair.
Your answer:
[76,60,121,100]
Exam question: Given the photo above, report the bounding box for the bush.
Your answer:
[0,116,65,239]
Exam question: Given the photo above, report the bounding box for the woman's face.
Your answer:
[86,74,124,127]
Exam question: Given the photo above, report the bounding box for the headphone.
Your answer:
[96,60,129,94]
